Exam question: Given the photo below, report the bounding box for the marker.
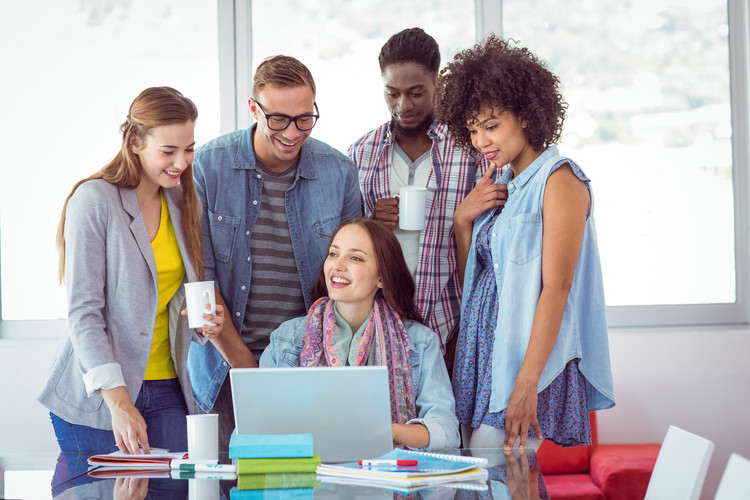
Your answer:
[178,463,237,473]
[170,469,237,480]
[358,459,418,466]
[169,459,218,469]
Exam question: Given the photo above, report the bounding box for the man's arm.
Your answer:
[207,290,258,368]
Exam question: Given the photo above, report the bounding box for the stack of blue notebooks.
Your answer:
[228,433,321,499]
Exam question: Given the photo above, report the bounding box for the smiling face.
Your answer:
[132,121,195,193]
[467,106,540,174]
[382,62,436,138]
[324,224,382,316]
[250,84,315,172]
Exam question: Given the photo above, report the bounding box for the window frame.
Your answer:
[1,0,748,336]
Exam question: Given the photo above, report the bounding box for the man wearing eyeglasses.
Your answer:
[349,28,494,370]
[188,55,362,450]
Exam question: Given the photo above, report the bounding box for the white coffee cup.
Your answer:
[184,281,217,329]
[189,478,220,500]
[186,414,219,461]
[398,186,428,230]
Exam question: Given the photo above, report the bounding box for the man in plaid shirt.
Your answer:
[348,28,494,368]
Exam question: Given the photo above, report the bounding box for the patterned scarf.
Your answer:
[299,296,417,424]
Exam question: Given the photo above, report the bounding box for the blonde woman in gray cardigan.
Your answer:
[39,87,225,455]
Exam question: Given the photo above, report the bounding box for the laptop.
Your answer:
[229,366,394,463]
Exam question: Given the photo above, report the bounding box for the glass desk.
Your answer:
[1,449,549,499]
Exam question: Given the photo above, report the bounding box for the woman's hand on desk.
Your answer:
[504,449,540,500]
[392,422,429,449]
[101,386,150,455]
[503,376,542,451]
[114,477,149,500]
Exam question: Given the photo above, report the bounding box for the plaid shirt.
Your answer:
[348,120,492,351]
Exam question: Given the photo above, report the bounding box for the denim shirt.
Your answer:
[463,146,615,414]
[187,125,363,412]
[259,316,461,451]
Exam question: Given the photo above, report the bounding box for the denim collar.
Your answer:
[499,145,559,190]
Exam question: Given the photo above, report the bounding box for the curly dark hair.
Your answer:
[435,35,566,151]
[378,27,440,74]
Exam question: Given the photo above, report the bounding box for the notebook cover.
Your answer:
[229,433,314,459]
[237,472,320,490]
[230,486,314,499]
[237,454,321,474]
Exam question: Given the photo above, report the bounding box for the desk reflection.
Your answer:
[47,449,547,500]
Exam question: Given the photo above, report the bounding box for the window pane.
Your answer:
[504,0,734,306]
[0,1,220,320]
[251,0,476,153]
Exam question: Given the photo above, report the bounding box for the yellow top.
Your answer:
[144,192,185,380]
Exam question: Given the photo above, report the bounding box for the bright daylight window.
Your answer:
[503,0,735,308]
[251,0,476,154]
[0,0,220,320]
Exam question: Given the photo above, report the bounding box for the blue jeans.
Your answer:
[51,378,189,453]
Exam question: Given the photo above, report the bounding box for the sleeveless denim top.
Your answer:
[461,146,615,413]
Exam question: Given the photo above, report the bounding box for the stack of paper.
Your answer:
[316,448,489,493]
[229,433,321,499]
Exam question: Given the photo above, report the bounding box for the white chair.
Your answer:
[644,425,715,500]
[714,453,750,500]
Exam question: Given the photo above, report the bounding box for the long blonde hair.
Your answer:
[57,86,203,282]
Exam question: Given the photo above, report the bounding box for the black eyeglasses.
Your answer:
[254,100,320,131]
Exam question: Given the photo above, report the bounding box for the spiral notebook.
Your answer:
[315,448,488,486]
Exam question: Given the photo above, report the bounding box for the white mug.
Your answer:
[398,186,428,230]
[186,414,219,461]
[184,281,217,329]
[189,478,220,500]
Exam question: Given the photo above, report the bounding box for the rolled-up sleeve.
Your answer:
[82,362,126,397]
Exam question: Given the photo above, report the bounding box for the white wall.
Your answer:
[3,327,749,499]
[599,327,750,499]
[0,338,59,453]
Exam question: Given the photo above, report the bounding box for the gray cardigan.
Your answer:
[38,179,206,429]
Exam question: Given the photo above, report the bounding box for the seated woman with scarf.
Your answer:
[260,217,459,450]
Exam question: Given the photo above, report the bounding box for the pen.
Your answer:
[358,459,418,466]
[169,459,218,469]
[178,463,237,473]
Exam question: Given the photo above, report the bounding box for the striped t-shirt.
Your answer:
[241,160,307,356]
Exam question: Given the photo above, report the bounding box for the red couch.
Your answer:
[536,413,661,500]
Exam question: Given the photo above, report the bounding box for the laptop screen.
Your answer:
[229,366,394,463]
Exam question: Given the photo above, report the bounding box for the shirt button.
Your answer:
[492,232,496,237]
[223,361,228,367]
[256,174,261,179]
[235,312,241,317]
[494,263,499,268]
[252,200,258,205]
[509,183,515,189]
[247,257,251,261]
[246,231,250,235]
[241,286,246,290]
[217,216,223,221]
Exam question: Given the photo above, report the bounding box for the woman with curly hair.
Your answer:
[435,36,615,451]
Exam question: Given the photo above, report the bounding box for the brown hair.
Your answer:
[252,55,316,97]
[56,86,202,282]
[435,35,566,151]
[310,218,424,323]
